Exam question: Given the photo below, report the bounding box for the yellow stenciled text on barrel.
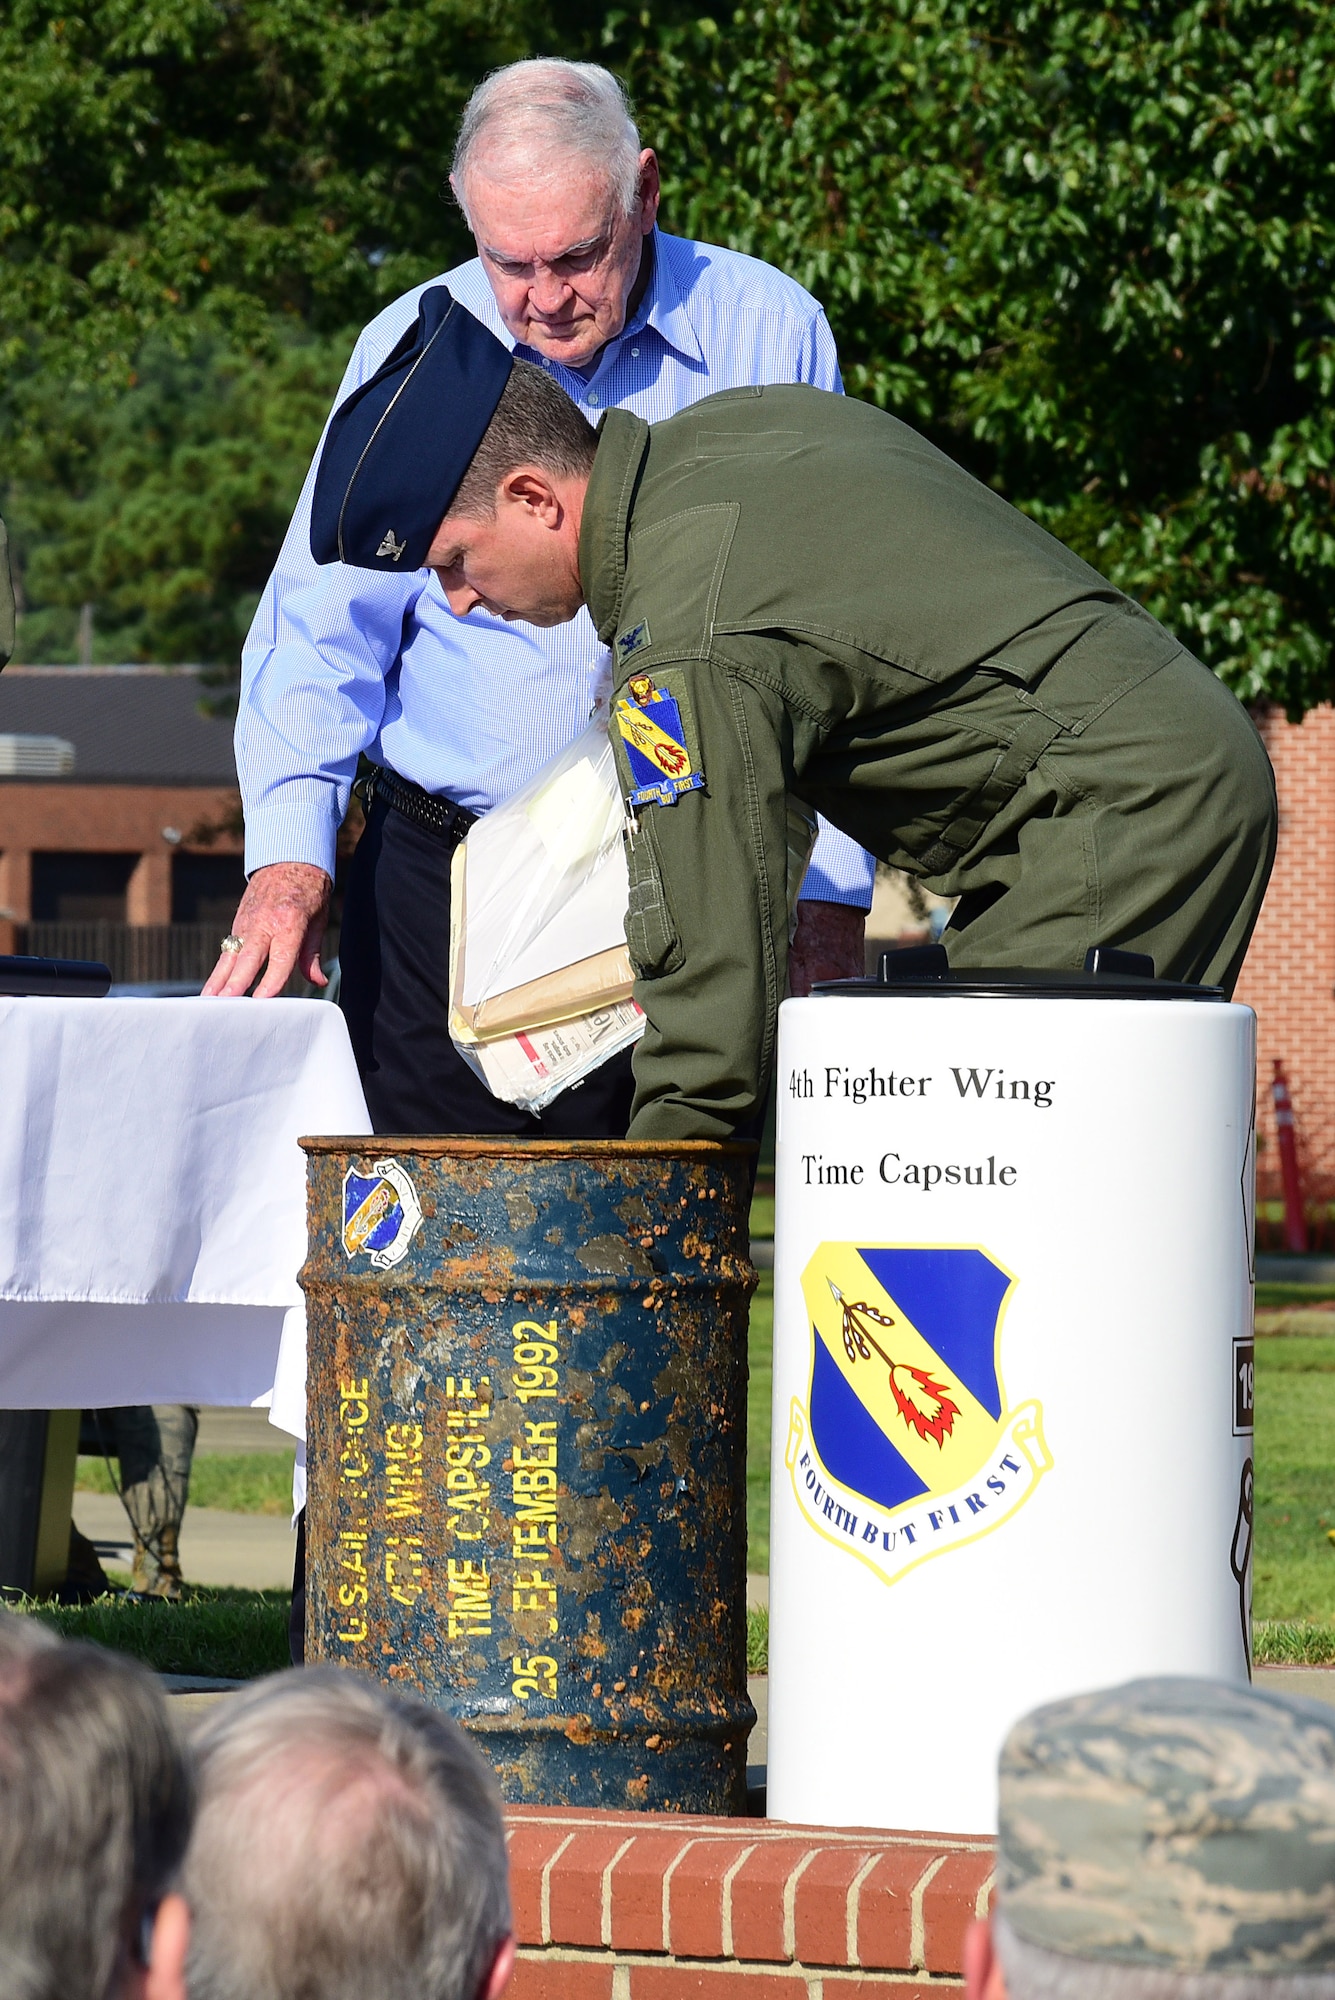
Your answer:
[446,1557,493,1638]
[443,1374,493,1544]
[509,1318,560,1701]
[383,1419,428,1618]
[337,1376,373,1648]
[441,1375,497,1647]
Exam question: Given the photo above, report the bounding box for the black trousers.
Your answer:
[338,788,636,1139]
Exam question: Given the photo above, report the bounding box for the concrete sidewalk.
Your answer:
[1255,1667,1335,1707]
[74,1491,295,1592]
[194,1407,296,1454]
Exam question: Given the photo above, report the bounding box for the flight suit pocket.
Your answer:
[625,820,682,977]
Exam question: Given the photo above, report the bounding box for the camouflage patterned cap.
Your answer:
[998,1678,1335,1972]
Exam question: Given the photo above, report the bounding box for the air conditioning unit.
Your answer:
[0,735,75,777]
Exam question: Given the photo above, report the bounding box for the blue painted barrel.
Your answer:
[301,1138,757,1813]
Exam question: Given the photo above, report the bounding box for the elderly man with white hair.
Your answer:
[206,57,873,1138]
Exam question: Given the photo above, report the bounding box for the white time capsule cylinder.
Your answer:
[766,967,1256,1835]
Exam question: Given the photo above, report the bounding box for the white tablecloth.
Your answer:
[0,997,370,1439]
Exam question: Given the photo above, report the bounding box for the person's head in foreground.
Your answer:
[0,1607,193,2000]
[967,1676,1335,2000]
[184,1666,514,2000]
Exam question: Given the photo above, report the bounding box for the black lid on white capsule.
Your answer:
[812,944,1225,1002]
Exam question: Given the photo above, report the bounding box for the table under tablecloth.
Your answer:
[0,996,370,1440]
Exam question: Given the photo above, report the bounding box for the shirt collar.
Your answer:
[624,230,706,366]
[580,409,652,643]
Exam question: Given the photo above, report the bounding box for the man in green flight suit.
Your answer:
[310,291,1276,1142]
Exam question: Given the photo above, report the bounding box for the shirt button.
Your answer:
[587,392,600,407]
[631,346,640,357]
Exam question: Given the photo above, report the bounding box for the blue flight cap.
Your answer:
[310,285,513,571]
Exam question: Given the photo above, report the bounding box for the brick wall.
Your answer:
[0,782,240,952]
[505,1806,993,2000]
[1233,704,1335,1205]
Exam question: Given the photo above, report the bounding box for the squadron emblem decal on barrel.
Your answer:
[785,1244,1051,1586]
[341,1158,423,1270]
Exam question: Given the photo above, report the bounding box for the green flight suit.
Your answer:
[0,518,12,669]
[581,386,1276,1142]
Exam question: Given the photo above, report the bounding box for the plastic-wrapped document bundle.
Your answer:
[453,1000,645,1112]
[448,717,643,1111]
[449,704,822,1112]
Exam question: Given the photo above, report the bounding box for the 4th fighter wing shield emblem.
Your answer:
[613,674,705,809]
[785,1244,1051,1586]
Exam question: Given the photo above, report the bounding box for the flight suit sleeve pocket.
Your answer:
[624,819,683,978]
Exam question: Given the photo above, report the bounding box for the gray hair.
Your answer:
[452,60,642,221]
[0,1610,194,2000]
[0,1606,56,1670]
[995,1912,1335,2000]
[184,1667,511,2000]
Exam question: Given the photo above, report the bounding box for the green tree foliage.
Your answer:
[609,0,1335,711]
[0,0,566,664]
[0,0,529,375]
[5,0,1335,709]
[8,332,347,666]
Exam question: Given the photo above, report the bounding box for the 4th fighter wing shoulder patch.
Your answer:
[613,672,706,810]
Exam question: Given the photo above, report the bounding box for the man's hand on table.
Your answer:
[787,900,867,997]
[201,862,332,998]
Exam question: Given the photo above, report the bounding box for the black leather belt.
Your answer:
[360,765,479,844]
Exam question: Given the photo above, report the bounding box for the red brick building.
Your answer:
[0,666,244,980]
[1233,703,1335,1212]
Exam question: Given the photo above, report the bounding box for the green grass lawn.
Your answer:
[747,1272,773,1573]
[64,1437,295,1677]
[76,1451,296,1515]
[17,1586,291,1678]
[1256,1285,1335,1309]
[1253,1331,1335,1626]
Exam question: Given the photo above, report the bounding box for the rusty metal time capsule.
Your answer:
[301,1137,758,1813]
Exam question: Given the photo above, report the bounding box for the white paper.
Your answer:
[472,844,629,1001]
[459,723,628,1008]
[468,1001,645,1112]
[524,755,623,874]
